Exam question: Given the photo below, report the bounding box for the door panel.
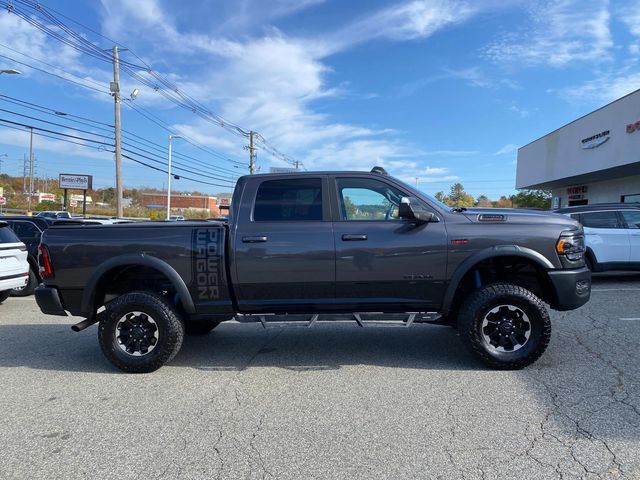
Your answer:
[234,177,335,311]
[621,210,640,262]
[581,211,629,263]
[332,177,447,310]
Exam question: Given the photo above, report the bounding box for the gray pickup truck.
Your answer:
[35,168,591,372]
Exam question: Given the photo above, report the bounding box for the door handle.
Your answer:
[342,234,368,241]
[242,236,268,243]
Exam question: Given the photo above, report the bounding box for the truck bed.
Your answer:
[42,222,234,317]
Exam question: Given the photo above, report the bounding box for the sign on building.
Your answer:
[59,174,93,190]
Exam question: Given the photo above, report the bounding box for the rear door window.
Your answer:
[580,211,621,229]
[621,210,640,229]
[11,221,41,238]
[253,178,323,222]
[0,225,21,243]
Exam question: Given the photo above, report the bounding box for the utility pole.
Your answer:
[111,46,124,218]
[22,154,26,193]
[248,131,256,175]
[28,126,33,211]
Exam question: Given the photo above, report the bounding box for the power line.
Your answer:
[0,119,234,188]
[0,93,242,176]
[1,0,299,171]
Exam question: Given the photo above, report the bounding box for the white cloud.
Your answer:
[494,144,518,156]
[561,71,640,105]
[509,105,529,118]
[93,0,489,177]
[326,0,479,52]
[618,1,640,37]
[423,166,450,175]
[423,149,479,156]
[484,0,613,67]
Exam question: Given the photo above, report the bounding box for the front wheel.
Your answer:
[457,283,551,369]
[98,291,185,373]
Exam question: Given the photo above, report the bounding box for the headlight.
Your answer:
[556,232,585,261]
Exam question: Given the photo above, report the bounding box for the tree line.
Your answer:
[434,183,551,209]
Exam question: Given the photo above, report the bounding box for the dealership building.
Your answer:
[517,88,640,208]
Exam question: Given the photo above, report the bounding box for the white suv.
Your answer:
[556,204,640,272]
[0,221,30,303]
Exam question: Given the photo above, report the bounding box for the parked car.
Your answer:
[35,168,590,373]
[0,216,51,296]
[36,211,72,219]
[0,221,29,303]
[556,203,640,272]
[168,215,185,221]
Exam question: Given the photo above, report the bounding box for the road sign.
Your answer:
[0,196,6,206]
[70,199,78,208]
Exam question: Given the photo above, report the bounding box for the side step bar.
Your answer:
[235,312,442,329]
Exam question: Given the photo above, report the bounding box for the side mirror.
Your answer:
[399,197,439,224]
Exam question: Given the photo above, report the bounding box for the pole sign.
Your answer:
[59,174,93,190]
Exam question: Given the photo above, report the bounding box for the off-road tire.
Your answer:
[98,291,185,373]
[0,290,11,303]
[184,319,221,335]
[457,283,551,370]
[11,267,37,297]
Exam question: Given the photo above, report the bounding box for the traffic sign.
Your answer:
[70,199,78,208]
[0,196,6,206]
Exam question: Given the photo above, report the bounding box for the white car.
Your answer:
[36,211,72,219]
[0,221,30,303]
[556,204,640,272]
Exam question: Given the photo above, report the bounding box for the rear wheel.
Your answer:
[457,283,551,369]
[184,319,221,335]
[11,267,37,297]
[0,290,11,304]
[98,291,185,373]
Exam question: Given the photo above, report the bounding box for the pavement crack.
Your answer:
[248,413,272,480]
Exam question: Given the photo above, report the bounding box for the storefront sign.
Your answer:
[59,173,93,190]
[567,186,587,201]
[627,120,640,134]
[580,130,609,149]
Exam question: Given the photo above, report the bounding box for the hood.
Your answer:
[458,208,581,230]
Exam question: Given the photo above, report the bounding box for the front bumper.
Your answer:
[35,285,68,316]
[547,266,591,311]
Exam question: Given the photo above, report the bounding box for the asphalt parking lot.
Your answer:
[0,274,639,480]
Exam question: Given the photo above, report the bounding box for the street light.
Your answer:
[0,69,21,75]
[167,134,182,220]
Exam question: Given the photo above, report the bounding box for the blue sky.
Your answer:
[0,0,639,198]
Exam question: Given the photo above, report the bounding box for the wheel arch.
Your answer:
[441,246,555,315]
[81,254,195,316]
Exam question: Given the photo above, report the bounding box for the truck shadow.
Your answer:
[0,322,481,373]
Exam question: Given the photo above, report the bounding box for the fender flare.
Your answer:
[441,245,555,315]
[80,254,195,315]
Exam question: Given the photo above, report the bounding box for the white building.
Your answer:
[517,88,640,208]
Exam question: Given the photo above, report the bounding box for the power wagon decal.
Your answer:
[192,228,225,301]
